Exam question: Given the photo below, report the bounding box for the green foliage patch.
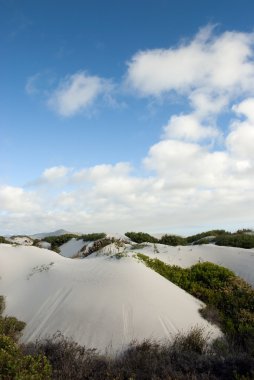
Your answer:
[125,232,158,243]
[186,230,229,244]
[137,254,254,354]
[159,234,187,246]
[0,296,51,379]
[0,236,10,244]
[79,233,106,241]
[42,234,79,252]
[215,233,254,249]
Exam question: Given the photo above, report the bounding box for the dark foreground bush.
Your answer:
[24,330,254,380]
[0,296,51,379]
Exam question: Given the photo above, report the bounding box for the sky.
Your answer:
[1,0,254,235]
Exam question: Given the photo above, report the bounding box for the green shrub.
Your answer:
[83,238,114,257]
[125,232,158,243]
[42,233,79,252]
[79,233,106,241]
[0,296,51,379]
[137,254,254,354]
[159,234,187,246]
[29,332,254,380]
[0,335,51,379]
[0,236,10,244]
[215,233,254,249]
[186,230,229,244]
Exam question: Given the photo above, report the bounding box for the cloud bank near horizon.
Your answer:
[3,26,254,235]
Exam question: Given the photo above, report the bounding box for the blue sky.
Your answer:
[1,0,254,235]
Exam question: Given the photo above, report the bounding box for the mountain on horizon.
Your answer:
[31,229,72,239]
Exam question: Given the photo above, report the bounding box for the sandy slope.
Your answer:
[6,236,34,245]
[59,238,86,258]
[0,244,220,354]
[132,243,254,286]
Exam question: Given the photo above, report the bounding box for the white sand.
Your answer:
[132,243,254,286]
[0,244,220,354]
[59,238,86,258]
[6,236,34,246]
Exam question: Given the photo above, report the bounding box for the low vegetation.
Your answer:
[0,236,10,244]
[125,228,254,249]
[159,234,187,246]
[125,231,158,243]
[42,234,79,252]
[215,233,254,248]
[186,230,229,244]
[137,254,254,356]
[0,296,51,379]
[79,233,106,241]
[82,237,126,257]
[24,328,254,379]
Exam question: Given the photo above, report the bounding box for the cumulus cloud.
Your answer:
[163,114,219,142]
[227,98,254,161]
[4,26,254,234]
[0,186,39,213]
[42,166,71,181]
[126,27,254,99]
[48,71,112,117]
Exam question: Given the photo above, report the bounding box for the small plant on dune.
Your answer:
[130,243,149,250]
[82,237,115,257]
[27,262,54,280]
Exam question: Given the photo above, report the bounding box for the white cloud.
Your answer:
[0,186,39,213]
[163,114,219,142]
[4,27,254,235]
[48,71,112,117]
[126,27,254,98]
[42,166,71,181]
[227,98,254,160]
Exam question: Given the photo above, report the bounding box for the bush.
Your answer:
[215,233,254,249]
[26,331,254,380]
[42,234,79,252]
[125,232,158,243]
[186,230,229,244]
[82,238,115,257]
[159,234,187,246]
[79,233,106,242]
[0,236,10,244]
[137,254,254,355]
[0,296,51,379]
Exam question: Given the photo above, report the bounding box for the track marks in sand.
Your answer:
[23,287,73,342]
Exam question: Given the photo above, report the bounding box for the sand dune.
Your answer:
[59,238,86,258]
[132,243,254,286]
[0,244,220,354]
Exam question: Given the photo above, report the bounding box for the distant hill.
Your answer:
[31,229,72,239]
